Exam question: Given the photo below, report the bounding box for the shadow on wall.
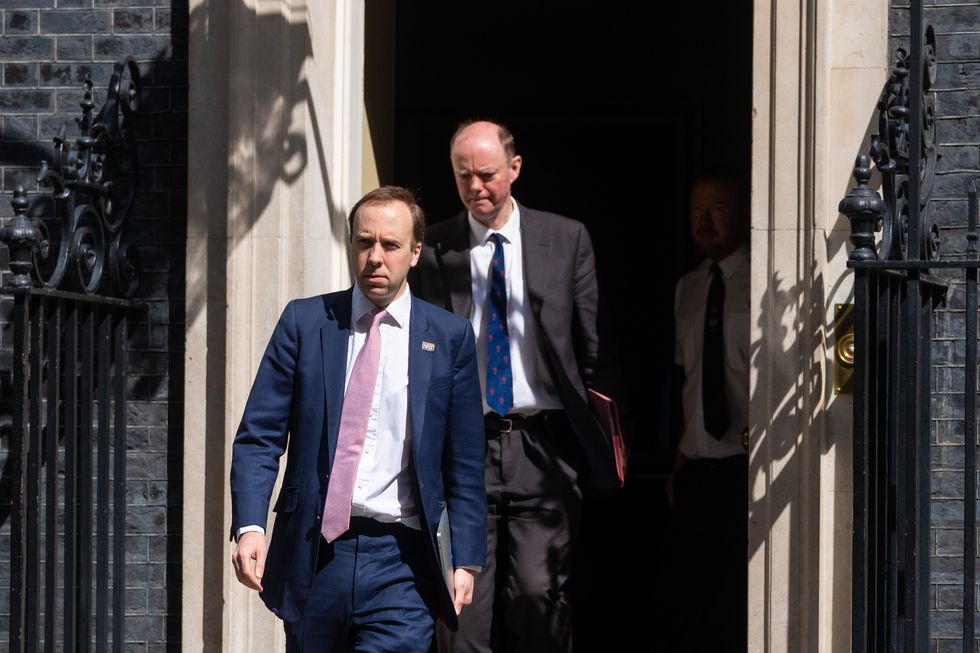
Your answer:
[184,2,350,651]
[182,0,343,333]
[745,236,848,644]
[744,86,885,645]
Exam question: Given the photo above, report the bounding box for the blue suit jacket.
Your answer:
[229,288,487,630]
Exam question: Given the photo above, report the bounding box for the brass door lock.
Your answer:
[835,303,854,394]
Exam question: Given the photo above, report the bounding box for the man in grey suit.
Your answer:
[411,120,625,653]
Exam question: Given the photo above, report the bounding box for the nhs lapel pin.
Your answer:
[421,341,436,352]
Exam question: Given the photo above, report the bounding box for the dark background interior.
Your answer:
[367,2,752,647]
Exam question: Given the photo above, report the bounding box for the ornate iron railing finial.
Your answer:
[0,187,41,288]
[840,155,885,261]
[842,26,939,263]
[0,57,141,297]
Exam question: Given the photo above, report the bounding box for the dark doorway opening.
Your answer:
[367,2,752,648]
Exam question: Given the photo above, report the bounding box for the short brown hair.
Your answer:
[450,120,516,159]
[348,186,426,245]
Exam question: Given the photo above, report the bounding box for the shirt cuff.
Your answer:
[456,565,482,573]
[235,525,265,542]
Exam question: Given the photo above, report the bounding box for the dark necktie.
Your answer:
[485,233,513,416]
[703,263,729,439]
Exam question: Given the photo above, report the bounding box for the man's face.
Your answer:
[451,123,522,227]
[689,180,744,261]
[351,201,422,307]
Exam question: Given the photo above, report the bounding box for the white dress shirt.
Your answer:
[346,285,419,528]
[236,285,418,540]
[468,199,562,415]
[674,245,750,459]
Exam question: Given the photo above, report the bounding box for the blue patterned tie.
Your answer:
[486,233,513,416]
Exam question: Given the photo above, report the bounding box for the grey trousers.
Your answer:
[439,415,582,653]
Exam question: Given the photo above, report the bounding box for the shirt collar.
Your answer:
[351,282,411,328]
[702,243,749,280]
[467,197,521,245]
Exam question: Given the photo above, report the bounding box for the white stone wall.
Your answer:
[183,1,361,650]
[749,0,887,651]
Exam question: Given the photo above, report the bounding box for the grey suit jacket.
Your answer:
[410,202,626,491]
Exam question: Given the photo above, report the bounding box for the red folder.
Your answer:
[586,388,628,487]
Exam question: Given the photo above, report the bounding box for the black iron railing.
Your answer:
[841,3,979,650]
[6,289,136,653]
[1,57,143,653]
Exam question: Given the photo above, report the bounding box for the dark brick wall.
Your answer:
[891,1,980,650]
[0,1,186,649]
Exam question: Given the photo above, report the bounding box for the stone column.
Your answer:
[182,1,364,650]
[749,0,887,650]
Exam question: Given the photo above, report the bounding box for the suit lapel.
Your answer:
[408,296,435,460]
[437,212,474,318]
[520,204,551,319]
[320,289,353,472]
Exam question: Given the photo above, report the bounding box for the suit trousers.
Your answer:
[670,454,748,653]
[285,517,439,653]
[442,413,582,653]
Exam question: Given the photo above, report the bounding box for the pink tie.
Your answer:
[321,308,387,542]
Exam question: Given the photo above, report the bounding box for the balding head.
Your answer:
[450,120,516,159]
[449,120,523,230]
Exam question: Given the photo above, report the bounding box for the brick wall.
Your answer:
[890,1,980,650]
[0,1,187,650]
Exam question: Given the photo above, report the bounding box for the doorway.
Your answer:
[365,2,753,647]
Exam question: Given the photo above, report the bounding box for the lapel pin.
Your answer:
[421,341,436,352]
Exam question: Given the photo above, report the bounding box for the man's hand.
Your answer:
[231,531,267,591]
[452,568,477,615]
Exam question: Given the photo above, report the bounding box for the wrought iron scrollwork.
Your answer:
[0,57,141,296]
[841,26,939,262]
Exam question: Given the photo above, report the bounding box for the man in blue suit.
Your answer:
[229,186,488,652]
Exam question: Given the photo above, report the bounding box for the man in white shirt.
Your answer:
[412,121,627,653]
[669,175,750,652]
[229,187,487,652]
